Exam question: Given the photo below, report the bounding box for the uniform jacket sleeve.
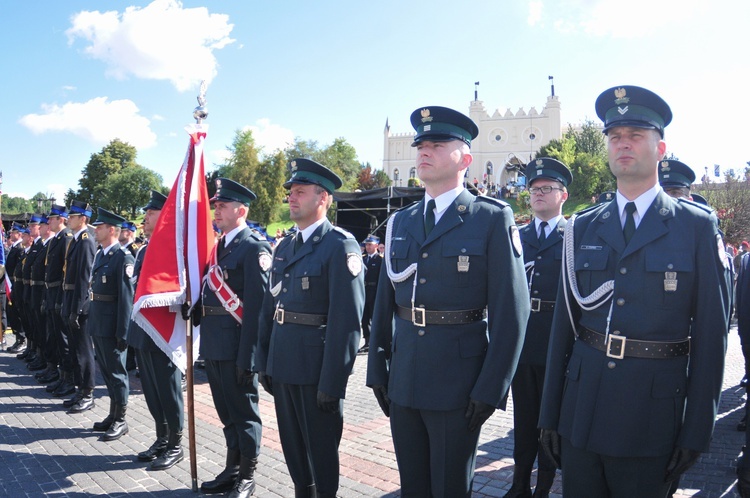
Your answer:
[366,252,396,387]
[237,239,271,371]
[117,251,135,340]
[74,235,96,316]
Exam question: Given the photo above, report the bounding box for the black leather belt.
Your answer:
[365,282,377,287]
[31,280,45,286]
[91,293,116,302]
[530,298,555,313]
[274,309,327,326]
[23,279,31,285]
[202,305,229,316]
[396,305,486,327]
[63,284,75,291]
[577,327,690,359]
[46,281,62,289]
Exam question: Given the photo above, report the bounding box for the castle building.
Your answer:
[382,92,565,188]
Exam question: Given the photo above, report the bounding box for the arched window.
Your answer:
[393,169,400,182]
[409,167,416,179]
[486,161,493,175]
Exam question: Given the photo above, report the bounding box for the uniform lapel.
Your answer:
[520,222,540,251]
[403,199,426,246]
[220,227,249,262]
[424,190,473,244]
[594,201,626,256]
[284,221,332,268]
[620,191,673,260]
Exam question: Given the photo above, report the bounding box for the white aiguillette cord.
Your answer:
[384,211,420,309]
[562,214,615,339]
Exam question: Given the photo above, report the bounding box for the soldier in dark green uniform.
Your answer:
[88,208,135,440]
[257,159,365,498]
[505,158,572,498]
[366,106,529,497]
[119,219,139,373]
[539,86,729,497]
[198,179,271,498]
[129,191,186,470]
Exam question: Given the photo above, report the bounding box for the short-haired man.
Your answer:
[198,178,272,497]
[88,208,135,441]
[367,106,529,497]
[359,234,382,354]
[257,159,365,498]
[506,158,572,498]
[539,86,729,497]
[5,224,26,354]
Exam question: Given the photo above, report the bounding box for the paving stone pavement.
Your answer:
[0,324,746,497]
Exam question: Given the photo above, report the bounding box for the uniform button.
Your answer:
[285,273,289,277]
[392,252,396,256]
[461,248,467,253]
[535,272,540,277]
[537,256,542,260]
[667,263,674,270]
[619,267,627,275]
[616,298,625,306]
[612,330,621,335]
[583,262,590,268]
[675,387,681,393]
[418,330,425,336]
[422,252,428,259]
[533,290,539,295]
[282,288,287,293]
[608,361,616,369]
[419,278,426,284]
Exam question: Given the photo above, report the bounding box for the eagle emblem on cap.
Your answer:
[420,108,433,123]
[290,160,297,172]
[614,87,629,105]
[216,179,222,188]
[660,161,670,171]
[536,159,544,168]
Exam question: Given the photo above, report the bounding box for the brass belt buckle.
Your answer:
[530,298,541,312]
[412,307,426,327]
[606,334,626,359]
[274,308,285,325]
[224,297,240,312]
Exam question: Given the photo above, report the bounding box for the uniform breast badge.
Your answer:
[664,272,677,292]
[102,275,107,284]
[457,256,470,272]
[301,276,310,290]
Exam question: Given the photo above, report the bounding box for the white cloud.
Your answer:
[19,97,157,149]
[243,119,295,156]
[66,0,235,92]
[62,85,76,91]
[45,184,67,203]
[527,1,543,26]
[152,114,166,121]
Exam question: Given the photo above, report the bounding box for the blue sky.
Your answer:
[3,0,748,201]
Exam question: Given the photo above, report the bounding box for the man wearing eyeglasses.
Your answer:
[505,158,571,498]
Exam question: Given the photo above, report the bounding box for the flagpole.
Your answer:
[185,84,208,492]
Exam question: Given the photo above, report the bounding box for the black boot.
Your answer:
[102,404,128,441]
[200,448,241,494]
[138,424,169,462]
[8,337,25,353]
[295,485,317,498]
[37,364,60,383]
[503,465,532,498]
[151,430,184,471]
[46,369,65,393]
[532,470,556,498]
[228,456,257,498]
[53,372,77,397]
[93,399,116,431]
[67,388,95,413]
[62,389,83,407]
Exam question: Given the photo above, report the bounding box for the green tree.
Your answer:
[100,165,164,218]
[63,188,77,208]
[248,151,286,226]
[223,129,262,189]
[696,177,750,244]
[1,194,34,214]
[76,139,139,208]
[373,169,392,188]
[284,137,361,191]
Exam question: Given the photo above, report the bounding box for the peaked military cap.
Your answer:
[410,106,478,147]
[143,190,167,211]
[48,204,69,219]
[363,235,380,244]
[595,85,672,137]
[93,208,126,227]
[122,221,137,232]
[28,214,44,225]
[598,191,616,204]
[10,223,23,232]
[658,159,696,189]
[38,214,50,225]
[18,226,30,235]
[525,157,573,187]
[689,193,708,206]
[211,178,257,205]
[284,158,342,194]
[69,200,93,218]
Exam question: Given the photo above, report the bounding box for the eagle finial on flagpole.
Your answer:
[193,80,208,124]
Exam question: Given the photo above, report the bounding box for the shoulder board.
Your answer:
[394,200,421,214]
[81,232,89,240]
[575,203,605,217]
[64,231,73,238]
[131,243,140,250]
[676,197,714,214]
[333,226,355,239]
[474,195,510,208]
[248,229,264,241]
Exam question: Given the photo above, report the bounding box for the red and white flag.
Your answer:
[132,124,215,373]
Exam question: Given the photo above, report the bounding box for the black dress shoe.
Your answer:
[67,392,95,413]
[357,345,369,354]
[742,377,748,388]
[28,357,47,371]
[150,446,184,470]
[138,436,169,462]
[54,379,77,398]
[46,376,65,393]
[228,477,256,498]
[37,369,60,384]
[200,467,240,494]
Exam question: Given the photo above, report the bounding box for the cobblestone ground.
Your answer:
[0,324,746,497]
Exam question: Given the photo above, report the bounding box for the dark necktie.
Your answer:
[623,202,637,245]
[294,232,303,253]
[425,199,436,236]
[538,221,548,244]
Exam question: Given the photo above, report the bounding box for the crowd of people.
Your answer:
[1,83,749,498]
